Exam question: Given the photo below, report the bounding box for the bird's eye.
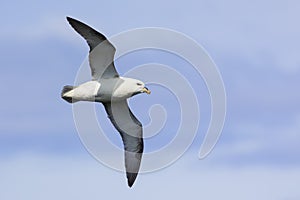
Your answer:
[136,83,142,86]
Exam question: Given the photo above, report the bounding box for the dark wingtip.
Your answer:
[128,180,134,188]
[66,16,72,22]
[66,16,78,25]
[127,172,138,188]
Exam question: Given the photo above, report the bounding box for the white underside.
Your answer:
[62,77,144,102]
[64,81,100,101]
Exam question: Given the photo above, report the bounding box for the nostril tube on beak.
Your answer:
[142,87,151,94]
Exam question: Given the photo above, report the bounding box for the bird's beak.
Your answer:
[142,87,151,94]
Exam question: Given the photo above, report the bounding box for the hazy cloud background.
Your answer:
[1,0,300,199]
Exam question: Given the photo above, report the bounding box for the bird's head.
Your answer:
[119,78,151,97]
[112,77,151,99]
[132,79,151,96]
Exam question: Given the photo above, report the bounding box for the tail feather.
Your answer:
[61,85,79,103]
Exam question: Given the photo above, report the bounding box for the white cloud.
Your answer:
[1,153,300,200]
[213,114,300,165]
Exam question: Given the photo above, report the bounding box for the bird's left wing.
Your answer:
[66,17,119,79]
[103,100,144,187]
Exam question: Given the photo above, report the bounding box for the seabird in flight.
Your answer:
[61,17,151,187]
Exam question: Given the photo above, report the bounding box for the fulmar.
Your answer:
[61,17,151,187]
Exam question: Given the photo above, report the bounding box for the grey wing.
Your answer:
[67,17,119,79]
[103,101,143,187]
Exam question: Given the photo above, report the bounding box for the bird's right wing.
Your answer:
[67,17,119,79]
[103,100,144,187]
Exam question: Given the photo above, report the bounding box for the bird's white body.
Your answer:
[62,77,146,102]
[63,81,100,101]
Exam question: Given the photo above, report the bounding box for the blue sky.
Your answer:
[1,0,300,199]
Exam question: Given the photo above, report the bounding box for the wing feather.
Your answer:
[103,101,143,187]
[67,17,119,79]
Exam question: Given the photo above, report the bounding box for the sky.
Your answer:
[1,0,300,199]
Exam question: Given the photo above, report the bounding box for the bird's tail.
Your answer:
[61,85,79,103]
